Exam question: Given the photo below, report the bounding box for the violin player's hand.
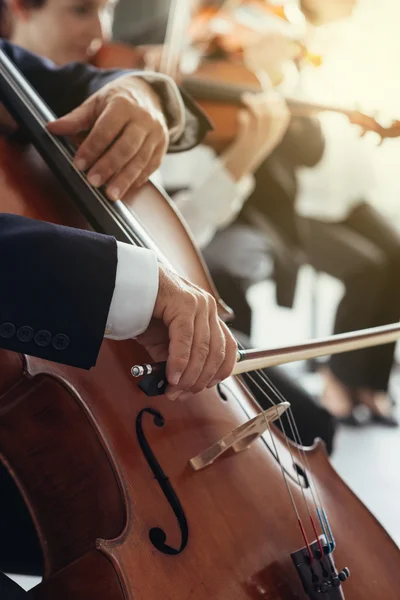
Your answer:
[244,31,292,80]
[136,265,238,401]
[140,44,165,72]
[221,90,290,181]
[47,75,169,200]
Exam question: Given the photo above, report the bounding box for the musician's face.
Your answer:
[13,0,117,65]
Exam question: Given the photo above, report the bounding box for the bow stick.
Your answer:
[131,322,400,388]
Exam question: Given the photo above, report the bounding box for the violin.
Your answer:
[92,41,395,153]
[190,1,304,56]
[159,0,399,151]
[189,0,322,82]
[1,43,400,600]
[180,59,400,151]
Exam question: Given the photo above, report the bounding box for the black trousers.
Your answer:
[0,573,26,599]
[0,465,34,595]
[246,366,336,454]
[202,227,336,452]
[203,223,274,336]
[299,203,400,391]
[0,464,43,577]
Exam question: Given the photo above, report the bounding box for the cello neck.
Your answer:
[0,48,170,263]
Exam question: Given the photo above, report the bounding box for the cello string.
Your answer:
[244,369,318,560]
[236,340,319,502]
[253,365,334,542]
[234,338,329,555]
[249,364,334,553]
[260,407,314,562]
[0,58,148,250]
[232,340,320,556]
[159,0,190,79]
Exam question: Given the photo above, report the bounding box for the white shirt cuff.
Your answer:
[104,242,159,340]
[174,160,255,248]
[135,72,186,144]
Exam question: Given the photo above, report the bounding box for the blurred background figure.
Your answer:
[289,0,400,427]
[4,0,113,63]
[113,0,171,45]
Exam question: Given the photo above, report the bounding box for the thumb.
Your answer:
[236,109,251,135]
[47,97,96,136]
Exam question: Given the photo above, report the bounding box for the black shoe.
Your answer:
[372,412,399,427]
[337,404,372,427]
[370,393,399,427]
[371,401,399,427]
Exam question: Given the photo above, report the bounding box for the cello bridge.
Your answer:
[189,402,290,471]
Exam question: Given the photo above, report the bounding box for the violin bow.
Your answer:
[159,0,190,79]
[132,322,400,382]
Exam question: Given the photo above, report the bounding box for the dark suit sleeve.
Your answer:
[278,116,325,168]
[0,214,117,369]
[0,39,212,152]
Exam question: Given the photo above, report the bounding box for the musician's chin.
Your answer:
[67,48,92,64]
[65,43,99,64]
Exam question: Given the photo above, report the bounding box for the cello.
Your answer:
[0,45,399,600]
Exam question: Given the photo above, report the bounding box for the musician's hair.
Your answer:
[0,0,46,38]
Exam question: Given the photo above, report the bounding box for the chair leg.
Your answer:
[307,268,320,373]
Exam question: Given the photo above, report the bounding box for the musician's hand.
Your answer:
[140,44,165,71]
[0,104,17,134]
[47,75,169,200]
[222,91,290,181]
[136,265,238,401]
[244,31,293,79]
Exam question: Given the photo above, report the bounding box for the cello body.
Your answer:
[0,64,399,600]
[0,138,399,600]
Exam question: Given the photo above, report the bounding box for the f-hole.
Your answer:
[293,463,310,488]
[217,383,228,402]
[0,461,44,583]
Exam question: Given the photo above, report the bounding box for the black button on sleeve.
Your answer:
[34,330,52,347]
[17,326,34,343]
[52,333,70,351]
[0,322,16,339]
